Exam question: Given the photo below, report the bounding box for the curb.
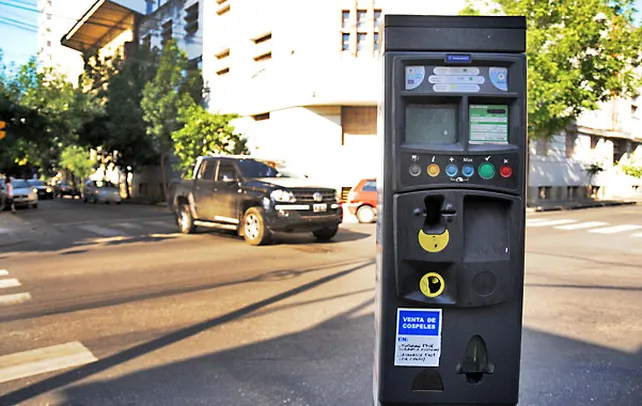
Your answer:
[527,200,639,213]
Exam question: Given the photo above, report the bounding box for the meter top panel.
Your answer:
[382,15,527,196]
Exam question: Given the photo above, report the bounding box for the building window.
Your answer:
[357,10,367,30]
[253,32,272,45]
[184,2,199,37]
[374,10,382,31]
[374,33,380,51]
[46,13,51,20]
[217,3,230,15]
[252,112,270,121]
[357,33,366,53]
[254,52,272,62]
[216,67,230,76]
[161,20,173,46]
[342,33,350,52]
[47,40,51,47]
[342,10,350,29]
[216,48,230,60]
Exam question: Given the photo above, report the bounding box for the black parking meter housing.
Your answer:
[374,15,527,406]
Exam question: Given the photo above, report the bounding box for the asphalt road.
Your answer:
[0,199,640,406]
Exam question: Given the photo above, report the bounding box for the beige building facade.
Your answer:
[202,0,467,193]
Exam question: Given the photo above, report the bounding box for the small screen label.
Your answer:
[469,105,509,144]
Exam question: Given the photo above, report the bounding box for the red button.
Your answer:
[500,165,513,178]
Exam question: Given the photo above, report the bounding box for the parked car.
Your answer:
[54,180,81,199]
[168,156,343,245]
[27,179,54,200]
[83,180,122,204]
[347,178,377,223]
[9,179,38,209]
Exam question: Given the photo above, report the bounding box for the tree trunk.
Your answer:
[123,168,131,199]
[160,151,168,201]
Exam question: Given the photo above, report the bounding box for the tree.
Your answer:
[59,145,94,181]
[171,103,248,171]
[141,39,196,198]
[462,0,642,139]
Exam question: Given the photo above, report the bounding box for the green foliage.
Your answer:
[59,145,94,180]
[172,103,248,171]
[618,160,642,178]
[0,55,100,174]
[462,0,642,139]
[141,40,194,154]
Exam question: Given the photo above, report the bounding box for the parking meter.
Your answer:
[374,15,527,406]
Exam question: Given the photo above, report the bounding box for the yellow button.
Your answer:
[427,164,440,177]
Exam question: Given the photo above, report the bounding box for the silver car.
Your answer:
[8,179,38,209]
[83,180,122,204]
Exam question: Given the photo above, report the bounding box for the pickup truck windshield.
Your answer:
[237,159,285,178]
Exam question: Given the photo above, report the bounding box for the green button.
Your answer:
[478,162,496,180]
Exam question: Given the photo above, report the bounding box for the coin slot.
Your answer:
[419,272,445,298]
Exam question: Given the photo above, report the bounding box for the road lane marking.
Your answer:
[0,292,32,305]
[0,341,97,384]
[78,225,127,237]
[0,270,8,276]
[526,219,577,227]
[111,222,142,230]
[588,224,642,234]
[0,278,21,289]
[555,221,608,230]
[525,218,546,224]
[633,233,642,238]
[145,220,175,229]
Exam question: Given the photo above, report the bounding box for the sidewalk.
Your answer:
[527,198,641,213]
[0,212,41,248]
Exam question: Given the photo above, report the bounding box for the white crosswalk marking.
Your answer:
[0,292,32,305]
[111,222,142,230]
[633,233,642,238]
[0,269,8,276]
[0,341,97,383]
[527,219,577,227]
[0,278,21,289]
[145,220,175,229]
[588,224,642,234]
[78,224,127,237]
[555,221,608,230]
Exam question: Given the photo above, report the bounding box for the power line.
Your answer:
[0,15,37,29]
[0,0,36,13]
[0,18,37,32]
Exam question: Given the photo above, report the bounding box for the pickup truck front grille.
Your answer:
[293,190,336,203]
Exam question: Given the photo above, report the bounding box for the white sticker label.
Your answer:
[433,67,480,76]
[405,66,426,90]
[433,84,480,93]
[394,308,442,367]
[428,75,485,85]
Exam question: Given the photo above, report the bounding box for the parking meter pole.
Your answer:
[374,15,527,406]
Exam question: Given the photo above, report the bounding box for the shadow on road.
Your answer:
[4,305,641,406]
[0,260,374,405]
[0,259,374,324]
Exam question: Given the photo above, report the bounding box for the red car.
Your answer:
[347,178,377,223]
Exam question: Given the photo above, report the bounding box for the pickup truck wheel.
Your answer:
[242,207,271,246]
[313,225,339,242]
[177,204,195,234]
[356,205,376,223]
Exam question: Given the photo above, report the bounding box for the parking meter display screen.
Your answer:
[405,104,457,144]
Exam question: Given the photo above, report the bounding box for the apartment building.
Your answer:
[138,0,203,68]
[529,96,642,204]
[37,0,95,84]
[202,0,467,193]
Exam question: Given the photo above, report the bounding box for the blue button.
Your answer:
[445,164,458,177]
[462,164,474,177]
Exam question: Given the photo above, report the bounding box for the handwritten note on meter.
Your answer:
[394,308,442,367]
[469,105,509,144]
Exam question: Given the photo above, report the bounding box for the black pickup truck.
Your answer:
[168,156,343,245]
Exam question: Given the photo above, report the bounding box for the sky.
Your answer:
[1,0,642,68]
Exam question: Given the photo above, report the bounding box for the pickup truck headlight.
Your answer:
[46,187,52,193]
[270,190,296,203]
[33,188,38,193]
